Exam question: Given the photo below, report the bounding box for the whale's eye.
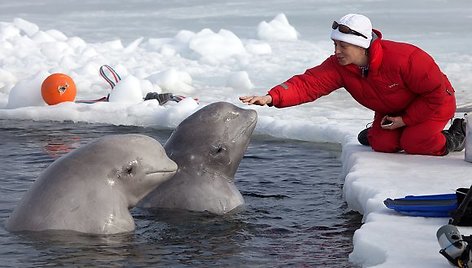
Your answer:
[212,144,226,154]
[209,144,230,165]
[125,166,134,175]
[122,160,139,177]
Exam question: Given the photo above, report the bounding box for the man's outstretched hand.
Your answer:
[239,95,272,106]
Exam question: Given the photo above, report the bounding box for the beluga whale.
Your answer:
[6,134,177,235]
[138,101,257,214]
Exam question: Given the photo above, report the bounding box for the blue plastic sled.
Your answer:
[384,193,458,217]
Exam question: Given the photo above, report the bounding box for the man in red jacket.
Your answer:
[240,13,465,156]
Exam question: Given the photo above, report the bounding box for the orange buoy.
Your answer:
[41,73,77,105]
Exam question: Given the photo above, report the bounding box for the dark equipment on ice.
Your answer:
[437,224,472,268]
[437,185,472,267]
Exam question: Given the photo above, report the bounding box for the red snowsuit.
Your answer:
[268,30,456,156]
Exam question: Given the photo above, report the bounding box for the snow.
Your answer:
[1,0,472,267]
[257,13,299,41]
[107,75,144,103]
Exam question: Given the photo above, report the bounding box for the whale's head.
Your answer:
[165,102,257,180]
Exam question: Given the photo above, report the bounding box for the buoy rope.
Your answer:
[99,65,121,89]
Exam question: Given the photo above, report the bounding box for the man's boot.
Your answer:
[443,118,466,153]
[357,127,371,146]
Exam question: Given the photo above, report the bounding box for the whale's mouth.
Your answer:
[145,158,178,177]
[230,116,257,143]
[146,169,178,176]
[143,170,177,187]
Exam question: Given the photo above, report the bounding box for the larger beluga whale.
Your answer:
[138,102,257,214]
[6,134,177,235]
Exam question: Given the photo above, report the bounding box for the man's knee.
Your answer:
[400,139,423,154]
[400,132,446,156]
[369,130,401,153]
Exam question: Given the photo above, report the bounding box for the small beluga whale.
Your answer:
[6,134,177,235]
[138,102,257,214]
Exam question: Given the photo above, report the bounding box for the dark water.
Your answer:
[0,119,361,267]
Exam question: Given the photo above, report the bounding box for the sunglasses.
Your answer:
[332,21,368,39]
